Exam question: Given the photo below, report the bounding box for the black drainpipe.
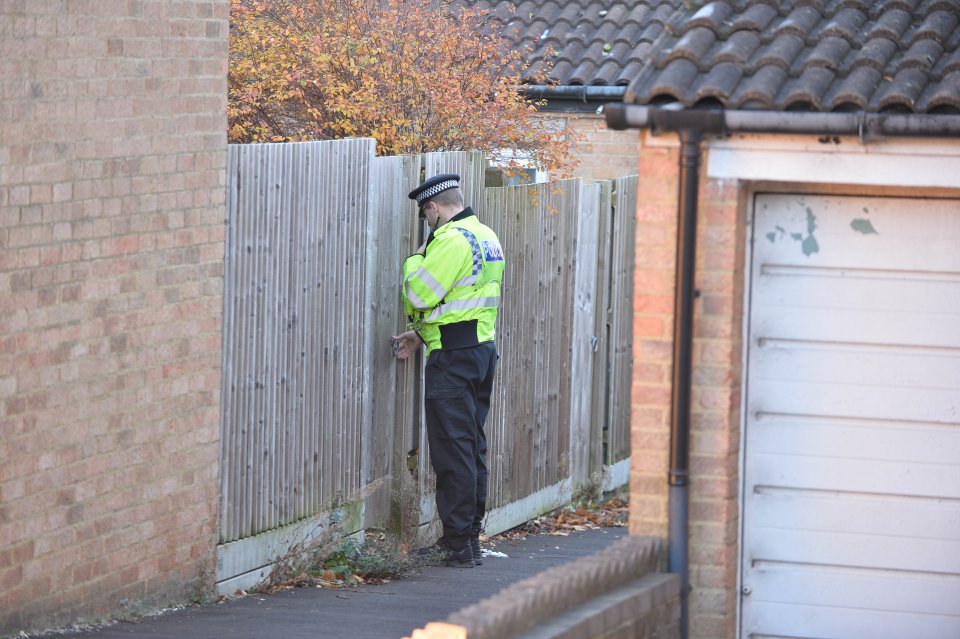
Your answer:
[669,129,702,639]
[604,102,960,639]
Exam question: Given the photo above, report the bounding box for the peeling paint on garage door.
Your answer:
[741,194,960,639]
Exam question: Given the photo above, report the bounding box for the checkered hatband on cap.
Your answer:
[414,179,459,205]
[408,173,461,206]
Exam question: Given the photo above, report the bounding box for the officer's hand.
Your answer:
[415,239,428,256]
[391,331,423,360]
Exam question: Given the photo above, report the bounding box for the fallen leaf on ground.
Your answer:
[489,494,628,545]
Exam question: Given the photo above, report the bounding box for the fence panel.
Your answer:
[482,180,584,513]
[220,139,376,543]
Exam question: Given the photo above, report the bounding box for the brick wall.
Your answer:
[628,132,745,639]
[545,113,640,182]
[0,2,228,634]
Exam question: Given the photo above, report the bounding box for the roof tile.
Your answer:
[607,41,633,62]
[729,64,789,109]
[594,21,620,45]
[851,37,900,71]
[872,67,930,110]
[570,58,600,85]
[641,58,701,103]
[614,22,646,44]
[554,40,588,65]
[594,58,623,85]
[778,66,837,110]
[823,66,882,110]
[802,36,854,73]
[540,20,574,42]
[624,4,655,25]
[865,8,913,41]
[711,30,762,66]
[666,27,719,66]
[750,33,806,71]
[905,9,959,46]
[729,3,779,32]
[471,0,960,113]
[933,48,960,75]
[555,3,583,23]
[774,6,824,39]
[692,62,744,103]
[687,1,735,32]
[896,38,945,72]
[887,0,923,12]
[548,59,575,82]
[650,3,679,23]
[814,8,869,45]
[600,5,631,24]
[617,59,647,86]
[801,0,829,13]
[526,17,550,40]
[824,0,872,13]
[916,70,960,111]
[945,17,960,49]
[638,20,666,44]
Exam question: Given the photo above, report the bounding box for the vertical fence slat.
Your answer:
[610,175,638,464]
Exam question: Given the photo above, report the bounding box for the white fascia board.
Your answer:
[705,133,960,189]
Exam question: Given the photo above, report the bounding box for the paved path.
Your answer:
[63,527,627,639]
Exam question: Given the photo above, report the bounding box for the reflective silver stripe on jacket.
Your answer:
[404,283,428,310]
[425,296,500,322]
[404,268,447,309]
[414,267,448,299]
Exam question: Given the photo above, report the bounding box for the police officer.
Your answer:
[392,174,504,568]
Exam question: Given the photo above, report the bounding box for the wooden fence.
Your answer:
[216,139,635,592]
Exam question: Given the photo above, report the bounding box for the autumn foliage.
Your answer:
[228,0,577,175]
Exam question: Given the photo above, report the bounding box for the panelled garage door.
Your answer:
[741,194,960,638]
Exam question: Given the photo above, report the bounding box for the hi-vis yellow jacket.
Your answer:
[402,208,505,355]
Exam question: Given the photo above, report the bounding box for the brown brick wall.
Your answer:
[628,133,745,639]
[0,1,228,634]
[555,114,641,181]
[629,139,677,541]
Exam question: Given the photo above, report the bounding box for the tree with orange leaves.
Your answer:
[228,0,577,175]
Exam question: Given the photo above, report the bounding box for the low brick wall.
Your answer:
[406,535,680,639]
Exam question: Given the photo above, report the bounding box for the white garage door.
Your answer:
[741,194,960,639]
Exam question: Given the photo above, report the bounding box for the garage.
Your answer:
[741,194,960,637]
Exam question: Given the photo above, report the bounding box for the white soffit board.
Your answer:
[707,134,960,189]
[741,193,960,639]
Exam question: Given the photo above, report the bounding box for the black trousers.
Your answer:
[424,341,497,548]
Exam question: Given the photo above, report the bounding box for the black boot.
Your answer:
[441,544,474,568]
[470,534,483,566]
[416,538,474,568]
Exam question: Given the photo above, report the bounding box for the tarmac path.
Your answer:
[62,527,627,639]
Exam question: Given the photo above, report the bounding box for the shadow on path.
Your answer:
[63,527,627,639]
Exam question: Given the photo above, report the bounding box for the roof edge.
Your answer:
[604,103,960,139]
